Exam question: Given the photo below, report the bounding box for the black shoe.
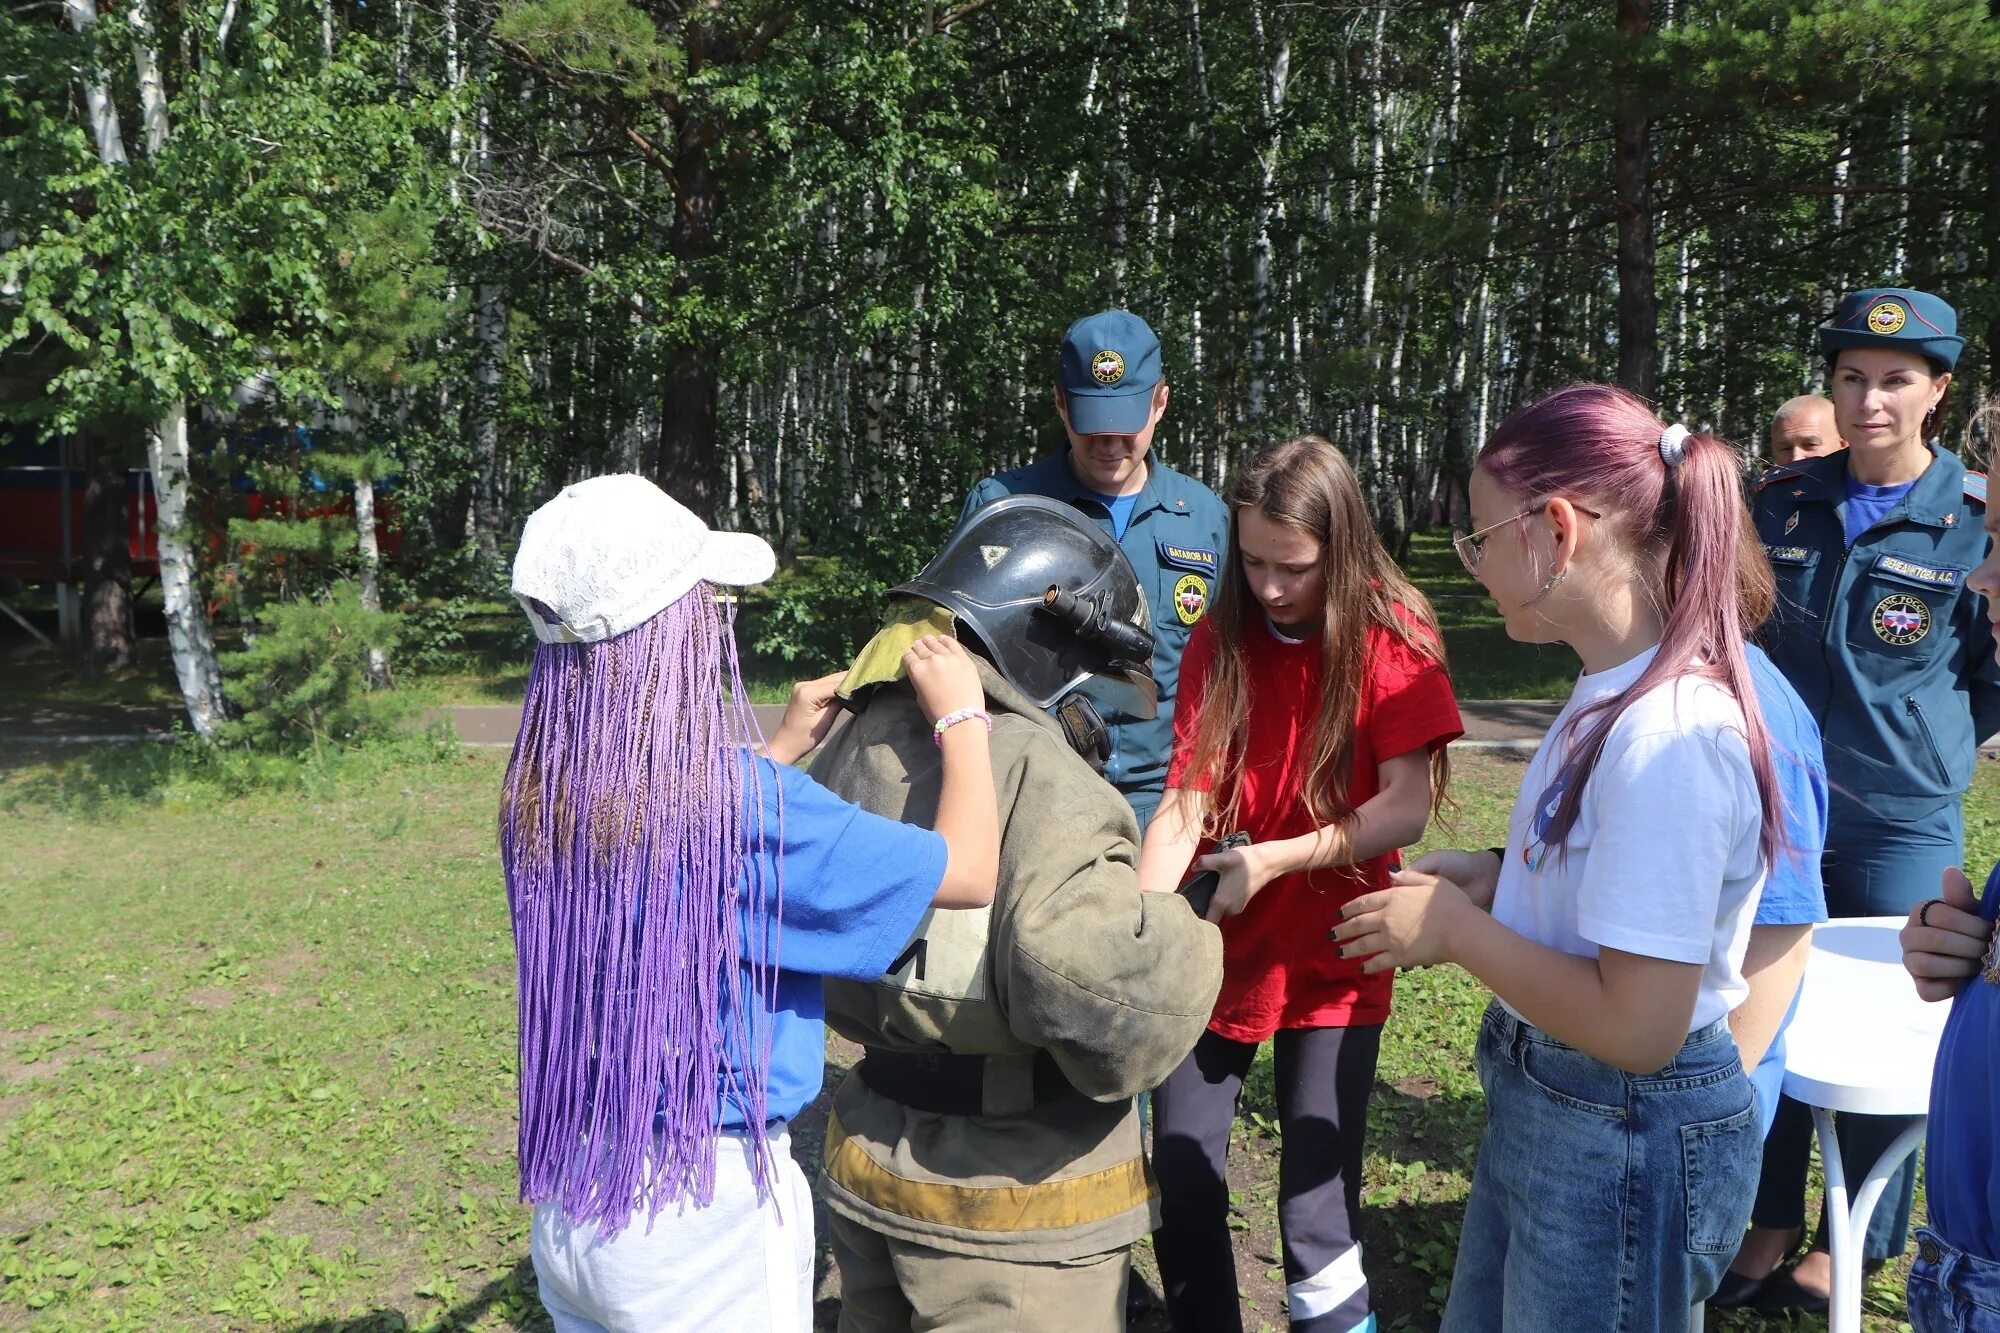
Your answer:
[1708,1269,1766,1309]
[1750,1266,1831,1316]
[1124,1269,1154,1324]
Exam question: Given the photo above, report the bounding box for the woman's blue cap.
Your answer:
[1818,288,1963,371]
[1058,310,1162,435]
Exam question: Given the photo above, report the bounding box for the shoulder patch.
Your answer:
[1965,472,1986,506]
[1157,541,1218,575]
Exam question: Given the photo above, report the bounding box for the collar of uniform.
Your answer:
[1761,449,1844,503]
[1891,442,1970,529]
[1037,450,1174,521]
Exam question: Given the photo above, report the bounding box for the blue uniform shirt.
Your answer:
[1752,444,2000,821]
[1742,643,1830,1136]
[960,452,1230,821]
[1924,859,2000,1260]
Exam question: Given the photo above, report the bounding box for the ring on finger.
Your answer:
[1920,897,1946,928]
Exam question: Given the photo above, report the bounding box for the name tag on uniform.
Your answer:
[1764,545,1813,564]
[1873,553,1961,588]
[1157,542,1217,574]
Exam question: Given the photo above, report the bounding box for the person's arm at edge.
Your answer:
[1258,748,1433,876]
[1138,785,1209,894]
[1730,923,1811,1070]
[1430,909,1705,1073]
[931,721,998,908]
[901,634,999,910]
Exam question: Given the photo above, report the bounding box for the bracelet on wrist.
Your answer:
[932,708,993,745]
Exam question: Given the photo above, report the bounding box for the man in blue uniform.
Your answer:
[959,310,1230,832]
[1733,287,2000,1312]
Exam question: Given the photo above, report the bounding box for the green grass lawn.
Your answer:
[6,742,1989,1330]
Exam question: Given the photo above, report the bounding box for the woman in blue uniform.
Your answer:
[1718,288,2000,1312]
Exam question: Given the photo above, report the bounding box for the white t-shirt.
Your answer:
[1491,644,1767,1032]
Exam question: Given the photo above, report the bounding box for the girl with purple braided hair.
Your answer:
[501,475,998,1333]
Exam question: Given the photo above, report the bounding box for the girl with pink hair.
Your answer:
[1334,385,1778,1326]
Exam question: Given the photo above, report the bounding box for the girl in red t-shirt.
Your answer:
[1137,435,1462,1333]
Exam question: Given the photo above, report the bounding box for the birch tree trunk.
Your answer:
[1356,4,1390,518]
[1613,0,1659,400]
[95,0,229,735]
[468,39,504,559]
[1245,0,1290,423]
[145,403,229,736]
[353,471,389,687]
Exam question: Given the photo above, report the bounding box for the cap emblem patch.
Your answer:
[1090,349,1126,385]
[1867,300,1907,335]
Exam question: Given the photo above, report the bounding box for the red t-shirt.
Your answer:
[1166,609,1463,1039]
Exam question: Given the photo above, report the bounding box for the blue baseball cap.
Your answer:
[1818,288,1964,371]
[1058,310,1163,436]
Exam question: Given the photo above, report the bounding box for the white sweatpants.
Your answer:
[529,1128,815,1333]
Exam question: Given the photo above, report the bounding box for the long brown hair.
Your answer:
[1183,436,1451,845]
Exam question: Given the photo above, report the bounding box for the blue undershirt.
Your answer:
[1742,643,1830,1138]
[1085,487,1141,540]
[1843,475,1919,548]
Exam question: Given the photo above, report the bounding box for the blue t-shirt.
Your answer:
[1085,486,1142,540]
[1925,860,2000,1259]
[1842,474,1918,548]
[1743,643,1831,1136]
[715,755,946,1128]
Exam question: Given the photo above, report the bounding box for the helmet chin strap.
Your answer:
[1053,692,1112,770]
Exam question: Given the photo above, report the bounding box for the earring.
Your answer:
[1519,568,1567,610]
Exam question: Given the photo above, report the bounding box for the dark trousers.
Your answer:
[1751,801,1962,1263]
[1152,1025,1381,1333]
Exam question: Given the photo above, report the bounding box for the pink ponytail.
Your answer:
[1480,384,1780,867]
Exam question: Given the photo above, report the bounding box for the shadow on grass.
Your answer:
[285,1255,551,1332]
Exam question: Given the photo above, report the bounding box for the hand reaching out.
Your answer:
[1903,866,1992,1002]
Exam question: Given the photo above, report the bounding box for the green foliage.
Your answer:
[218,582,406,752]
[741,557,892,673]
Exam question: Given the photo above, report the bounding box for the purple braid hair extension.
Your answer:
[500,584,781,1236]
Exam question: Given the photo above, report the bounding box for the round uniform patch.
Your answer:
[1173,572,1208,625]
[1091,349,1126,385]
[1872,592,1931,646]
[1867,300,1908,336]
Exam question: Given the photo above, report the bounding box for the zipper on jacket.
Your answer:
[1908,696,1950,786]
[1815,544,1851,730]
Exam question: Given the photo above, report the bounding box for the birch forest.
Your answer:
[6,0,2000,731]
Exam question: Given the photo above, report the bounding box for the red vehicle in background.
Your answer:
[0,431,398,638]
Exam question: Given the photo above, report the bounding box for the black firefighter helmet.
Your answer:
[894,496,1157,750]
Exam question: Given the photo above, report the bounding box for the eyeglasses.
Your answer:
[1452,500,1601,576]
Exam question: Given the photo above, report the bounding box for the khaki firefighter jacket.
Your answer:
[813,661,1224,1262]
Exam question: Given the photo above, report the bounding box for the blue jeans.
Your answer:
[1441,1003,1759,1331]
[1909,1229,2000,1332]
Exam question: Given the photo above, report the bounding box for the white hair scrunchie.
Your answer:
[1658,423,1690,467]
